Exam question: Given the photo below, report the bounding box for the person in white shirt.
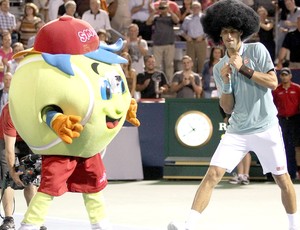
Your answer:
[82,0,111,32]
[123,23,148,75]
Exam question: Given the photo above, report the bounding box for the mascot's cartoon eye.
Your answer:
[100,72,127,99]
[118,77,125,94]
[111,75,126,94]
[100,79,112,100]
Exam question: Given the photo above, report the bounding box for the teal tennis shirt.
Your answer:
[213,42,278,134]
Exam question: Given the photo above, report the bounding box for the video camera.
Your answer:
[6,154,42,190]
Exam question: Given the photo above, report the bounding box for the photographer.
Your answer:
[0,103,45,230]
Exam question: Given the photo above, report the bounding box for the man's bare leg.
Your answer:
[191,166,226,211]
[273,173,298,229]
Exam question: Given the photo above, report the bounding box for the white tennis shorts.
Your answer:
[210,124,287,175]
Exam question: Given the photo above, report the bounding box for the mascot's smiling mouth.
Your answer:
[106,116,120,129]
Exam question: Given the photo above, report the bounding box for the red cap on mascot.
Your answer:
[14,16,99,57]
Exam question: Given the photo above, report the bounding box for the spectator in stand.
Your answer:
[0,32,12,83]
[0,0,17,44]
[272,67,300,180]
[153,0,180,18]
[74,0,106,19]
[136,54,169,99]
[47,0,63,21]
[179,0,192,23]
[146,1,179,83]
[130,0,154,41]
[16,3,41,49]
[181,1,207,74]
[7,42,24,75]
[123,23,149,75]
[252,0,276,16]
[201,46,224,98]
[257,6,275,62]
[171,55,202,98]
[34,0,49,22]
[57,0,69,17]
[121,52,137,98]
[277,16,300,69]
[200,0,214,11]
[277,0,300,57]
[27,20,45,48]
[108,0,132,42]
[97,29,108,44]
[277,0,300,21]
[63,1,78,17]
[82,0,111,33]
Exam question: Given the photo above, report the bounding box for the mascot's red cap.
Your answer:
[14,16,99,57]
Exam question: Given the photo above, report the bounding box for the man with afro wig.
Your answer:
[168,0,299,229]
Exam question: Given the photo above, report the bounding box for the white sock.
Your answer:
[287,213,299,229]
[18,223,40,230]
[185,209,201,230]
[91,219,112,230]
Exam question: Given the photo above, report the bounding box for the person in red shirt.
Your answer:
[0,103,43,229]
[272,67,300,179]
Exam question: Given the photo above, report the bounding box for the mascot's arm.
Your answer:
[126,98,140,127]
[43,106,83,144]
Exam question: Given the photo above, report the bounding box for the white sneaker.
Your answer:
[241,174,250,185]
[167,222,188,230]
[228,173,242,185]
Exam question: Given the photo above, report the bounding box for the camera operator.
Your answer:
[0,103,45,230]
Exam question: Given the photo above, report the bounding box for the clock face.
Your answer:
[175,111,213,148]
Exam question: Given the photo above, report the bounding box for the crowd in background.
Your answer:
[0,0,299,100]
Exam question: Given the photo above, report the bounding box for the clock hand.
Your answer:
[183,127,196,137]
[188,121,196,130]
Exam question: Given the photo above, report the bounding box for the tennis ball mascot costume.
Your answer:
[9,16,140,230]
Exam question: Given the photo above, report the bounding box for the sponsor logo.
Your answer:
[99,172,107,183]
[244,57,249,65]
[276,166,285,171]
[78,28,97,43]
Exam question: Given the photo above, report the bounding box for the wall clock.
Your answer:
[175,110,213,148]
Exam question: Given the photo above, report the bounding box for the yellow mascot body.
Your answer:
[9,16,139,230]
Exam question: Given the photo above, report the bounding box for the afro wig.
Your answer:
[201,0,259,44]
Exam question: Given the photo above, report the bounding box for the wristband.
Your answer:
[222,82,232,94]
[239,64,254,79]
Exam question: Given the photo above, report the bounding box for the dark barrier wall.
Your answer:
[164,98,224,158]
[135,102,165,167]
